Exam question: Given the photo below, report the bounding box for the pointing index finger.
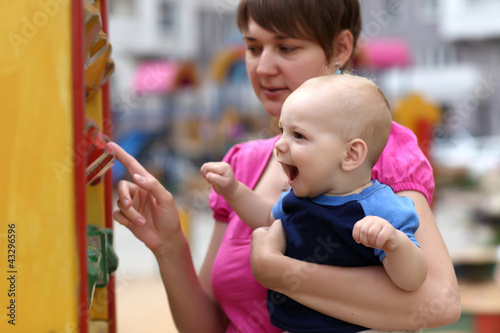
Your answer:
[108,141,149,178]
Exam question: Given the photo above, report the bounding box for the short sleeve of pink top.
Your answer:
[209,122,434,333]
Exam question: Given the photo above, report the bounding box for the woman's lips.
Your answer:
[262,86,287,98]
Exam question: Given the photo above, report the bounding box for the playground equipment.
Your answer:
[1,1,117,331]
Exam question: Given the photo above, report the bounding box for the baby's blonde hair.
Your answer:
[299,74,392,166]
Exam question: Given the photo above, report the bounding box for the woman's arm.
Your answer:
[157,220,229,332]
[251,190,461,330]
[110,142,228,332]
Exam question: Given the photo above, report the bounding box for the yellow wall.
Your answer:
[0,1,80,331]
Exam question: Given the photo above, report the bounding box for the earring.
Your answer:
[334,62,341,75]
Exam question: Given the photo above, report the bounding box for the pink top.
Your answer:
[209,122,434,333]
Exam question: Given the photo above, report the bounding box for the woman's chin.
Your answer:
[262,102,284,118]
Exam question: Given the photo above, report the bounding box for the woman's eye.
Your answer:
[280,46,296,53]
[246,46,261,54]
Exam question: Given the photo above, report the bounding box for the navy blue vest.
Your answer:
[268,192,381,333]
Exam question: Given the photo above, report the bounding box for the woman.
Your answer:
[111,0,461,332]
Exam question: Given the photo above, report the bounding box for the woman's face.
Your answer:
[243,19,331,118]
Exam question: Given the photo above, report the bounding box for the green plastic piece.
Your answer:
[87,245,102,308]
[87,225,119,289]
[101,228,118,274]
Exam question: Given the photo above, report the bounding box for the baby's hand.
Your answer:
[352,216,403,252]
[200,162,238,197]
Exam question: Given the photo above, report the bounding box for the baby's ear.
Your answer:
[342,139,368,171]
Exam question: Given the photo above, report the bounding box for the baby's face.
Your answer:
[274,90,346,198]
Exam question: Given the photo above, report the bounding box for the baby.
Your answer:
[201,74,427,332]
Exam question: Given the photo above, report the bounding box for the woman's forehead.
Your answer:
[244,9,312,41]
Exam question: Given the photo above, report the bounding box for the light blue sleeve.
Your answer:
[361,184,420,261]
[272,190,290,220]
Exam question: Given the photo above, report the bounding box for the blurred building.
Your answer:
[107,0,262,188]
[358,0,500,137]
[107,0,500,139]
[108,0,239,94]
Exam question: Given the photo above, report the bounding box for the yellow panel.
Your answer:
[0,1,79,331]
[87,89,104,127]
[85,47,109,322]
[87,183,106,227]
[89,287,109,320]
[86,90,107,230]
[89,320,109,333]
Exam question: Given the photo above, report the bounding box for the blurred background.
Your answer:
[106,0,500,332]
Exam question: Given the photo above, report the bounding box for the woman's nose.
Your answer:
[256,48,278,76]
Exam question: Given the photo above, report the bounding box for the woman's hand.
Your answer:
[251,219,287,289]
[109,142,183,255]
[109,142,230,332]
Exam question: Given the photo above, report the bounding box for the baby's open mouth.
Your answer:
[289,166,299,181]
[284,164,299,182]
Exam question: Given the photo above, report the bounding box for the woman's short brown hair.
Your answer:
[237,0,361,64]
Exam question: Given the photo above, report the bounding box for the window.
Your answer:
[109,0,135,17]
[159,1,176,32]
[419,0,440,24]
[467,0,498,5]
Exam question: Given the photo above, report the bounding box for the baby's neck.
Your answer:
[333,165,374,197]
[338,180,373,196]
[323,173,373,197]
